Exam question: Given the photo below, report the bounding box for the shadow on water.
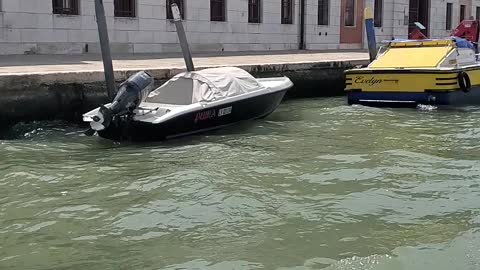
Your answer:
[0,114,291,149]
[1,100,479,145]
[2,97,480,270]
[0,121,85,140]
[0,97,304,143]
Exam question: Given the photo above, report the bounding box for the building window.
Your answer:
[374,0,383,27]
[318,0,329,25]
[344,0,355,26]
[114,0,136,17]
[248,0,261,23]
[460,5,466,22]
[166,0,184,19]
[476,6,480,21]
[281,0,293,24]
[211,0,226,21]
[446,3,452,30]
[52,0,79,15]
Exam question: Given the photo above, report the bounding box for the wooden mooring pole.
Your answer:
[94,0,116,100]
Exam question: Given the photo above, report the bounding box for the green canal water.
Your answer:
[1,97,480,270]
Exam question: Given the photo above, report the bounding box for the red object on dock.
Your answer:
[451,20,480,42]
[408,28,427,40]
[407,20,480,42]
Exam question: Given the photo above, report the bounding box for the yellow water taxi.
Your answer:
[345,37,480,106]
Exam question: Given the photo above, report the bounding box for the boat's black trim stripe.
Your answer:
[435,77,458,81]
[345,67,480,74]
[347,89,466,93]
[436,82,458,86]
[425,89,459,92]
[390,44,454,48]
[165,107,276,140]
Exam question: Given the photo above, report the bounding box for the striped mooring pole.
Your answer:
[364,7,377,62]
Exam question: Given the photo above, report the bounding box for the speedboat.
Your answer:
[84,3,293,141]
[345,20,480,107]
[83,67,293,141]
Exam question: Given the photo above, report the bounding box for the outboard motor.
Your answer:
[89,71,154,132]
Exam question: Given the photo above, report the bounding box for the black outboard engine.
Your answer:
[90,71,155,132]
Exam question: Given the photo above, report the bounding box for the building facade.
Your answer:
[0,0,479,55]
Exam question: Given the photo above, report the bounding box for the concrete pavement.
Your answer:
[0,50,369,85]
[0,50,369,74]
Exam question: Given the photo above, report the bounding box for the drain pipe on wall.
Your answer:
[299,0,306,50]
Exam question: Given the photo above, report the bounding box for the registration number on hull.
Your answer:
[218,106,232,117]
[194,106,232,123]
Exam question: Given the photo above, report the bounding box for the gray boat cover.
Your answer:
[148,67,266,104]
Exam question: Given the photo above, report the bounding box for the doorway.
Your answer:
[340,0,364,45]
[409,0,430,37]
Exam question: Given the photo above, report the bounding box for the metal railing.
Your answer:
[52,0,79,15]
[114,0,136,18]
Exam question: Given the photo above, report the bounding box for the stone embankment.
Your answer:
[0,51,369,124]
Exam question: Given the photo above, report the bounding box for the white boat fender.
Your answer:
[458,71,471,93]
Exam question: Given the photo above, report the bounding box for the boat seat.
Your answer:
[140,102,185,110]
[135,102,185,120]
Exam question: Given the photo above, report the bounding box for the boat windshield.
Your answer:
[369,46,455,68]
[147,67,266,105]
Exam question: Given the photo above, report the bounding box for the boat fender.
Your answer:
[458,71,471,93]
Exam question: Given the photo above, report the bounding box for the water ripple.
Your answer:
[1,98,480,270]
